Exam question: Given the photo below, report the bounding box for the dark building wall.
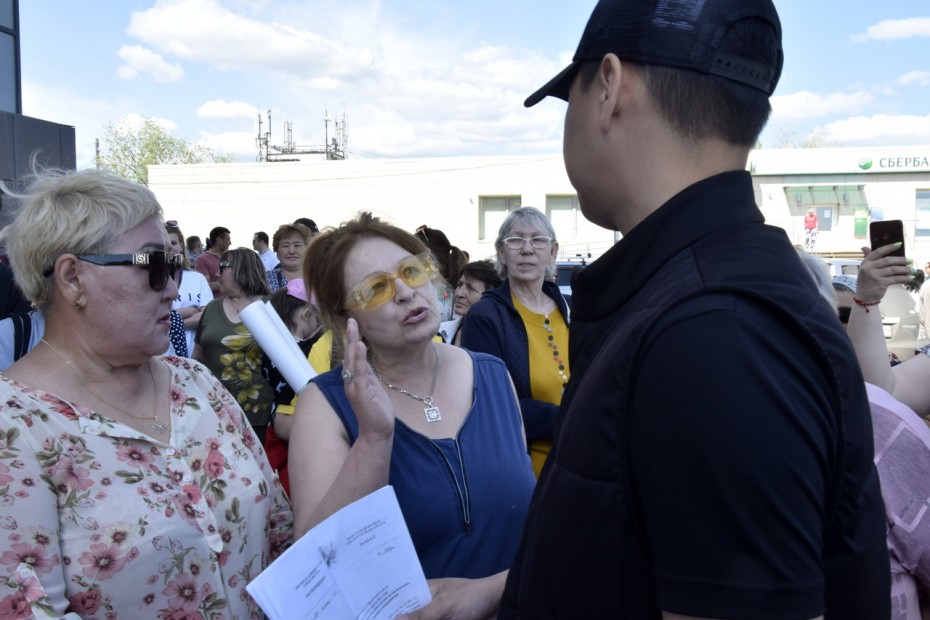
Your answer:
[1,0,20,114]
[0,111,77,228]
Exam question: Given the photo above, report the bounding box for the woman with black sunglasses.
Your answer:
[0,169,291,617]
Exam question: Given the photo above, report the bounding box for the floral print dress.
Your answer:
[0,356,292,619]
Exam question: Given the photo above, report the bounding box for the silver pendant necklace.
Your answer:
[369,346,442,423]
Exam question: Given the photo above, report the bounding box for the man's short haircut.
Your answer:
[254,231,269,245]
[209,226,231,244]
[577,17,778,147]
[0,168,163,310]
[186,235,201,252]
[294,218,319,234]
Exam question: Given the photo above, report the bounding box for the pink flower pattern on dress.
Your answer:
[0,591,31,619]
[68,587,103,615]
[77,543,127,580]
[0,462,15,487]
[0,358,292,619]
[0,542,55,576]
[115,443,155,468]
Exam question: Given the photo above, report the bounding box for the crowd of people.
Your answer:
[0,0,926,618]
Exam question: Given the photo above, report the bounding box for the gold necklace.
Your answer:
[40,339,169,437]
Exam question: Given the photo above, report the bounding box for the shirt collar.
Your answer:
[573,171,764,319]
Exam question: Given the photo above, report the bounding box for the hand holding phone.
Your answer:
[869,220,905,258]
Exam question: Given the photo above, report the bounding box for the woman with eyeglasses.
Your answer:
[288,212,534,579]
[0,169,291,618]
[460,207,568,477]
[193,247,274,441]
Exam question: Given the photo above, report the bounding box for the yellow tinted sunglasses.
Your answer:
[346,252,439,311]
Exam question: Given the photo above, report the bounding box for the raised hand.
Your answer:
[342,318,395,441]
[856,243,912,303]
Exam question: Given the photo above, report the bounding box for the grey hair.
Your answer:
[0,168,163,310]
[494,206,558,280]
[795,248,836,314]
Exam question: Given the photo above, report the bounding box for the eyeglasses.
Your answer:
[219,261,232,272]
[838,306,852,324]
[502,236,553,250]
[61,251,182,292]
[346,252,439,311]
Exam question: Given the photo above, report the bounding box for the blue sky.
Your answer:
[17,0,930,169]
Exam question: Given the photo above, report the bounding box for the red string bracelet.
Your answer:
[853,297,882,312]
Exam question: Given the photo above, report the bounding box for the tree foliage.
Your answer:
[98,117,232,185]
[759,124,837,149]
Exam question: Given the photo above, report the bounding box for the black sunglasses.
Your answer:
[219,261,233,272]
[44,251,182,292]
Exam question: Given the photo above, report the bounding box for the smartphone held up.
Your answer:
[869,220,906,258]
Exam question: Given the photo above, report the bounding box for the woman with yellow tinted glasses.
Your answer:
[288,212,535,580]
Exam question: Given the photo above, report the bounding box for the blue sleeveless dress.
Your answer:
[313,351,535,579]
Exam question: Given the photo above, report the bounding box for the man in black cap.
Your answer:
[403,0,889,618]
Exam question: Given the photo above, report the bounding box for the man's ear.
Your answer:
[598,54,628,132]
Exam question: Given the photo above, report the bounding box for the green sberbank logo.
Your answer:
[858,157,873,170]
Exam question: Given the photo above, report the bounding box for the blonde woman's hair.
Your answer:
[0,168,163,309]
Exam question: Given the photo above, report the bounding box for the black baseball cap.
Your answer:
[525,0,783,107]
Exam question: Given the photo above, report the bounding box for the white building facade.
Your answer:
[148,145,930,264]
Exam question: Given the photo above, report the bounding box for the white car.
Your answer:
[880,284,928,360]
[823,258,861,277]
[555,259,587,307]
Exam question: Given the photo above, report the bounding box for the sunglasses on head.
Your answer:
[219,261,233,272]
[44,251,182,292]
[346,252,439,311]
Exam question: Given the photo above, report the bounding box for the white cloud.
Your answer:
[192,130,257,159]
[818,113,930,146]
[852,17,930,42]
[197,99,259,121]
[111,0,574,159]
[771,90,876,121]
[897,70,930,86]
[126,0,374,78]
[116,45,184,82]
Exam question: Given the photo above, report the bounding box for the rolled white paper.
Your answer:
[240,300,316,394]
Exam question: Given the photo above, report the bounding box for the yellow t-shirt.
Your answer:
[276,329,334,416]
[512,294,570,476]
